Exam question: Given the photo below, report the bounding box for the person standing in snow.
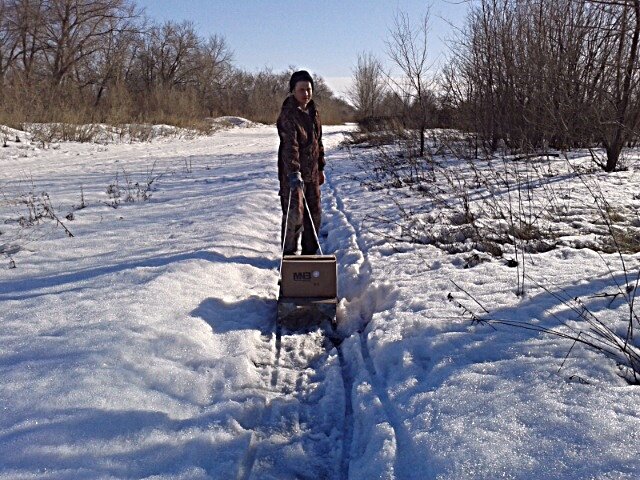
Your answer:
[277,70,325,255]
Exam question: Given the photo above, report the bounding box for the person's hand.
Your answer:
[318,171,325,185]
[289,171,304,190]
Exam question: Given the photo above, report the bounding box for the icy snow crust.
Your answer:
[1,125,639,479]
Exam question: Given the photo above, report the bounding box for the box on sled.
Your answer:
[278,255,338,327]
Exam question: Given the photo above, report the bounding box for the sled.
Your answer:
[277,255,338,328]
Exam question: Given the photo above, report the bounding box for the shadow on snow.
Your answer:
[0,249,280,300]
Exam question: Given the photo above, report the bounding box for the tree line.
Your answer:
[350,0,640,171]
[0,0,353,128]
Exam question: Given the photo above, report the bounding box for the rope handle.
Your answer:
[278,184,324,275]
[279,190,292,275]
[302,188,324,256]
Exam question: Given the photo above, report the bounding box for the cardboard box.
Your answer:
[280,255,337,298]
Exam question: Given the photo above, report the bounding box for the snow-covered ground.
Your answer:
[1,123,639,479]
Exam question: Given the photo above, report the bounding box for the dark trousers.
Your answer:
[280,182,321,255]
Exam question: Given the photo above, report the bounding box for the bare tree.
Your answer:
[0,0,19,81]
[6,0,46,81]
[348,51,386,123]
[149,20,199,89]
[86,21,138,108]
[195,34,233,117]
[386,9,434,156]
[593,0,640,171]
[443,0,640,170]
[40,0,138,86]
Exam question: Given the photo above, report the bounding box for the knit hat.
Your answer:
[289,70,314,92]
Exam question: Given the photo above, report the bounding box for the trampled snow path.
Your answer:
[321,169,430,480]
[2,123,640,479]
[232,144,421,479]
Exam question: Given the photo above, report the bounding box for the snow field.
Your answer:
[325,141,640,479]
[1,128,285,479]
[1,123,640,479]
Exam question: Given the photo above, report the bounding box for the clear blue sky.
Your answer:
[135,0,471,95]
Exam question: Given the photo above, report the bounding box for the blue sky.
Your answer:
[135,0,471,95]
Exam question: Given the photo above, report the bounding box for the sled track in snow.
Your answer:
[322,161,423,480]
[237,316,347,480]
[331,334,355,480]
[238,146,417,480]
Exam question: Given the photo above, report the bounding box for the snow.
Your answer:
[0,125,27,142]
[5,119,249,147]
[1,123,639,479]
[208,116,259,129]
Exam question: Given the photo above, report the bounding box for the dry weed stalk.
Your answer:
[106,162,162,208]
[449,274,640,384]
